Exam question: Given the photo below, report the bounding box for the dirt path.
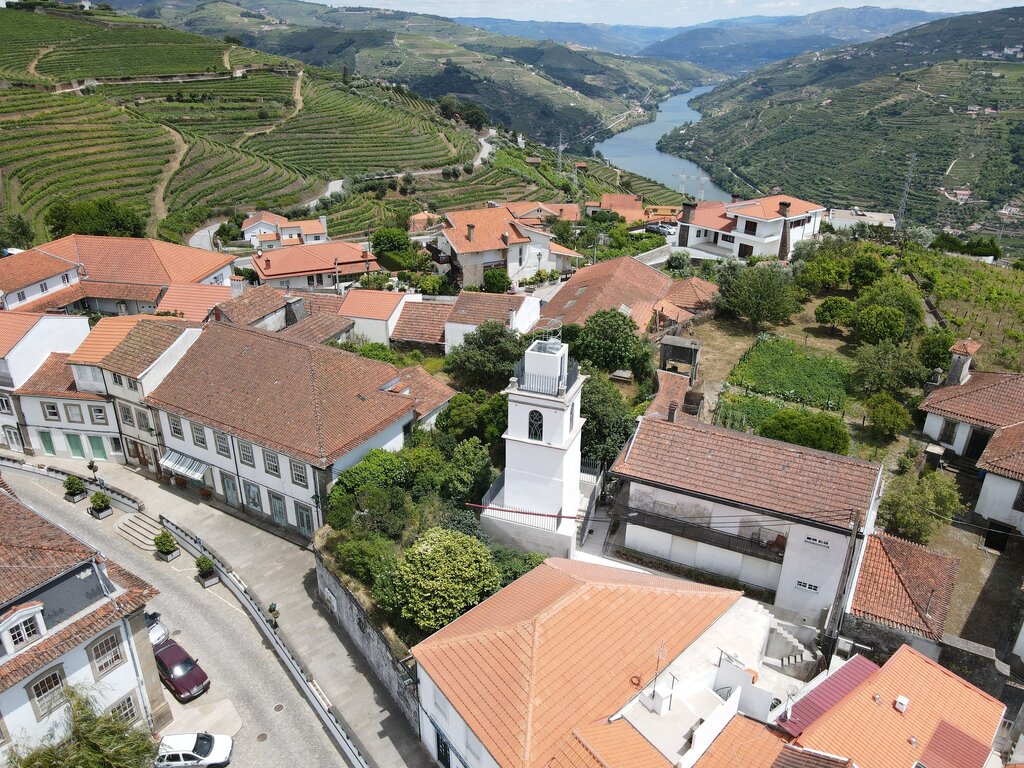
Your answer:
[223,46,233,71]
[234,70,303,147]
[27,46,53,77]
[148,126,188,237]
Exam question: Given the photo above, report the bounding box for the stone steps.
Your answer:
[116,512,162,551]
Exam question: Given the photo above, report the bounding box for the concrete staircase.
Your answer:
[116,512,162,551]
[764,616,819,681]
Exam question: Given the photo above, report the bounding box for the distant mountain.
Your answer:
[640,6,949,73]
[452,19,686,55]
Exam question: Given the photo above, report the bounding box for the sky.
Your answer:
[322,0,1014,27]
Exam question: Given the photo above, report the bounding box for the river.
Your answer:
[593,86,731,202]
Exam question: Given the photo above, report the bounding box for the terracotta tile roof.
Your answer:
[795,646,1005,768]
[0,312,45,356]
[68,315,167,365]
[15,282,164,314]
[549,241,582,258]
[727,195,825,221]
[253,242,377,280]
[292,219,327,236]
[155,284,233,321]
[390,366,455,419]
[34,235,233,285]
[338,289,404,321]
[276,312,354,344]
[549,720,670,768]
[951,338,982,356]
[214,284,287,326]
[15,352,105,400]
[412,558,740,768]
[919,371,1024,428]
[448,292,524,327]
[145,323,413,467]
[98,319,199,378]
[772,746,854,767]
[851,533,959,640]
[646,369,690,420]
[777,654,879,738]
[595,194,647,222]
[258,232,280,243]
[653,298,692,324]
[504,201,581,223]
[299,292,346,316]
[242,211,288,230]
[443,208,530,254]
[694,715,787,768]
[611,418,881,528]
[684,201,735,232]
[977,422,1024,480]
[0,249,75,292]
[537,256,673,331]
[664,276,719,312]
[391,301,452,344]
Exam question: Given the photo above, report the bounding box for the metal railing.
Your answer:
[0,455,145,512]
[513,357,579,396]
[577,468,604,547]
[619,507,787,562]
[478,502,565,532]
[159,517,370,768]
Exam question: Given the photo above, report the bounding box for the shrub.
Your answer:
[756,409,850,454]
[716,392,783,431]
[917,327,956,372]
[857,304,905,344]
[63,475,86,496]
[865,392,912,439]
[580,373,636,465]
[814,297,855,331]
[89,492,111,511]
[850,340,928,395]
[572,310,648,374]
[335,535,397,586]
[482,268,511,294]
[490,545,544,587]
[881,471,964,543]
[333,449,407,494]
[443,321,528,391]
[195,556,216,578]
[153,529,178,555]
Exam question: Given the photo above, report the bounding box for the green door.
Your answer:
[268,492,286,525]
[66,433,85,458]
[88,435,107,460]
[38,431,55,456]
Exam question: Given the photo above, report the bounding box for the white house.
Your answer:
[241,211,328,250]
[338,289,412,344]
[611,415,884,627]
[0,249,80,311]
[827,207,897,230]
[252,241,380,291]
[0,313,90,453]
[0,481,168,758]
[676,195,824,261]
[145,323,452,538]
[443,292,540,354]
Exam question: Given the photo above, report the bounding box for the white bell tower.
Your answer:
[501,335,586,526]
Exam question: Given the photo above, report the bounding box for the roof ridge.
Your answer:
[306,344,328,464]
[571,726,613,768]
[521,615,542,765]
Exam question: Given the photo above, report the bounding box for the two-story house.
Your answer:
[145,323,453,539]
[0,479,167,757]
[241,211,328,250]
[252,241,380,291]
[676,195,824,261]
[443,292,540,353]
[0,249,80,311]
[610,414,884,626]
[0,313,90,452]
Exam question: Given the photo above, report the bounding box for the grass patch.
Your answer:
[715,391,784,431]
[728,335,848,410]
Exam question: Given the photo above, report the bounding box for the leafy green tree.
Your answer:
[850,340,928,395]
[794,252,848,294]
[417,274,444,295]
[438,503,484,539]
[814,296,855,331]
[44,196,145,238]
[461,101,488,130]
[880,470,964,543]
[917,327,956,372]
[0,210,33,251]
[482,269,512,294]
[371,227,413,257]
[335,534,397,586]
[442,438,495,506]
[715,262,800,329]
[549,219,575,248]
[855,275,923,340]
[443,321,527,391]
[580,373,636,465]
[5,687,156,768]
[437,95,460,119]
[490,544,545,587]
[857,304,905,344]
[394,528,500,633]
[849,251,887,290]
[756,409,850,454]
[352,486,415,540]
[572,310,646,373]
[865,392,912,439]
[333,449,407,494]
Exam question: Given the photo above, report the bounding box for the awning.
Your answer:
[159,450,209,481]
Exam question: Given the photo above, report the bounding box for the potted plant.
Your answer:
[153,529,180,562]
[89,491,112,520]
[63,475,88,503]
[195,556,218,588]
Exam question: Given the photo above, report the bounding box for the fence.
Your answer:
[158,517,370,768]
[0,455,144,512]
[513,358,580,396]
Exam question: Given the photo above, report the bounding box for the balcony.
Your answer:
[620,508,787,562]
[512,357,580,396]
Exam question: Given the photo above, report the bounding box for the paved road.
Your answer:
[7,472,344,768]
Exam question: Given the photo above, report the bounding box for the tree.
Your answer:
[0,210,33,251]
[371,226,413,257]
[849,251,886,290]
[880,471,964,543]
[917,326,956,373]
[572,310,646,373]
[715,262,800,329]
[865,392,912,439]
[580,373,635,465]
[335,534,397,586]
[482,268,511,294]
[333,448,408,494]
[857,304,905,344]
[756,409,850,454]
[794,252,848,294]
[437,95,459,119]
[441,437,495,506]
[5,687,156,768]
[394,528,500,633]
[461,101,488,130]
[855,275,923,340]
[443,321,528,391]
[850,340,928,395]
[490,544,545,587]
[814,296,855,331]
[352,485,415,540]
[43,196,145,238]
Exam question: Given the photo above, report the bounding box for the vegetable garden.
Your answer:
[728,335,849,410]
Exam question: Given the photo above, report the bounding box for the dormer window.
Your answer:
[10,616,40,648]
[1,604,47,655]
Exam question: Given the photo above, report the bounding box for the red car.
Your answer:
[154,639,210,702]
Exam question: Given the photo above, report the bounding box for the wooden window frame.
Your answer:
[214,431,231,458]
[168,415,183,440]
[190,422,207,449]
[87,628,125,679]
[290,459,307,488]
[42,402,61,422]
[239,441,255,467]
[26,665,66,721]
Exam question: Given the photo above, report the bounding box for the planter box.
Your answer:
[157,549,180,562]
[90,506,113,520]
[64,492,87,503]
[198,573,219,588]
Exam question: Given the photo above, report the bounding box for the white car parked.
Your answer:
[146,611,168,646]
[155,733,233,767]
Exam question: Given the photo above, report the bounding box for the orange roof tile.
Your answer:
[796,646,1005,768]
[694,715,787,768]
[0,249,75,292]
[258,232,281,243]
[951,338,982,356]
[253,242,376,280]
[684,201,735,232]
[276,313,354,344]
[339,289,404,321]
[443,208,531,253]
[777,654,880,738]
[646,369,690,420]
[98,319,199,378]
[412,558,740,768]
[242,211,288,230]
[664,276,719,312]
[977,422,1024,480]
[391,301,453,344]
[293,219,327,235]
[851,534,959,640]
[0,312,45,356]
[653,298,692,324]
[15,352,104,400]
[549,241,582,258]
[68,316,170,365]
[14,282,163,314]
[448,292,524,326]
[156,284,233,321]
[919,370,1024,428]
[390,366,455,419]
[214,284,286,326]
[727,195,824,221]
[549,720,671,768]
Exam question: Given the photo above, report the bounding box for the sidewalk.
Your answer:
[2,451,430,768]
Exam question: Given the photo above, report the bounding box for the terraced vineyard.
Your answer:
[587,165,685,206]
[245,78,475,176]
[325,195,422,237]
[0,12,101,84]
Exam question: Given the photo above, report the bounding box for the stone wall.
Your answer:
[314,554,420,732]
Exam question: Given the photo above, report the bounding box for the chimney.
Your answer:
[667,401,678,423]
[779,200,792,218]
[894,695,910,714]
[680,202,697,224]
[319,214,328,233]
[501,232,509,246]
[467,223,475,242]
[777,200,793,260]
[731,194,742,203]
[229,274,245,298]
[945,339,978,386]
[508,308,516,329]
[264,257,271,270]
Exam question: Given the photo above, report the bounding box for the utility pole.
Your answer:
[895,153,916,231]
[557,130,563,174]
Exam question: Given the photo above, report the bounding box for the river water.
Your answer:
[593,86,731,202]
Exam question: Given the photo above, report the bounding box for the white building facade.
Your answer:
[677,196,824,261]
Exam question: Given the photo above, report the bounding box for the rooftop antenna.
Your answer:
[896,153,916,231]
[653,641,667,691]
